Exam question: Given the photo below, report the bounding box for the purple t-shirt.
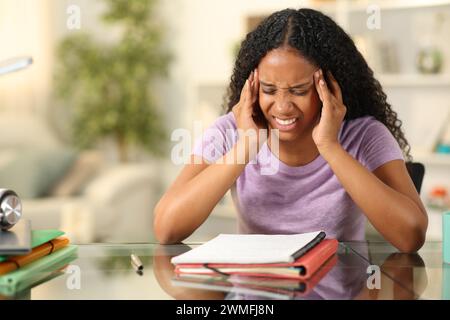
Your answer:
[192,112,404,241]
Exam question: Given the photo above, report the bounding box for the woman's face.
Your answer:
[257,47,321,143]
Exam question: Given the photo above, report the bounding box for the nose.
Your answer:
[273,93,296,114]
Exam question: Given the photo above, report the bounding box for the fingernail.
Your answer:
[320,69,323,76]
[320,79,325,86]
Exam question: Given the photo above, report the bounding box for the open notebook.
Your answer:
[171,231,326,265]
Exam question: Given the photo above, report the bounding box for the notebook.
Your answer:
[0,245,77,290]
[0,252,76,298]
[0,237,70,275]
[174,239,338,280]
[0,229,65,263]
[172,254,338,299]
[171,231,326,265]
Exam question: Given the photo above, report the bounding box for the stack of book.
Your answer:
[0,229,77,297]
[172,255,337,299]
[171,231,338,298]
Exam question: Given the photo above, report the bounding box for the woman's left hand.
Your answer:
[312,69,347,153]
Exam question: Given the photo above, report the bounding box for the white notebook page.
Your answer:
[171,231,323,265]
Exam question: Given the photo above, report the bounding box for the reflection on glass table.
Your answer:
[170,254,339,300]
[346,241,445,300]
[1,241,447,300]
[153,242,432,300]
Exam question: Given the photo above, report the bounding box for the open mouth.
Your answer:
[272,116,299,132]
[274,117,298,126]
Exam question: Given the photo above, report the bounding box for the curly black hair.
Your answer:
[225,8,411,161]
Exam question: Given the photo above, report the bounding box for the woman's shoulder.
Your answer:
[345,115,382,129]
[340,115,387,140]
[192,112,238,161]
[340,116,404,170]
[207,111,237,132]
[339,115,397,154]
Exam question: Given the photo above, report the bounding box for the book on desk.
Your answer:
[171,231,338,281]
[171,253,338,299]
[0,229,77,296]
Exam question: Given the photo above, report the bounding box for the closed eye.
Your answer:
[262,89,308,96]
[262,89,276,95]
[290,90,308,96]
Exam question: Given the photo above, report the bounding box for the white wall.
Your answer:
[0,0,53,116]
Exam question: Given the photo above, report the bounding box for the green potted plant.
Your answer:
[54,0,171,162]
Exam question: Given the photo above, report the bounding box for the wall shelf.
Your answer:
[413,151,450,166]
[344,0,450,13]
[377,74,450,88]
[196,74,450,89]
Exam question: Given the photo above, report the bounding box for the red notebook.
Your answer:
[174,239,338,280]
[173,254,338,299]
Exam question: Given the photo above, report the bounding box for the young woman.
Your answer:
[154,8,428,252]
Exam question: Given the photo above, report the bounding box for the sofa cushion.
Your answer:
[0,115,60,149]
[0,147,77,199]
[50,150,104,197]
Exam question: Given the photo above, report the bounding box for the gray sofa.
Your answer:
[0,114,161,243]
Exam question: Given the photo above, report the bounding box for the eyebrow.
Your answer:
[259,80,313,89]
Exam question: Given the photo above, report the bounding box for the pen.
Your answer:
[289,231,326,262]
[131,254,144,272]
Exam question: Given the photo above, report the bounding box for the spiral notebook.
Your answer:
[174,239,338,280]
[171,231,326,265]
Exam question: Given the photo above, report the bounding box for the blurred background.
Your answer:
[0,0,449,244]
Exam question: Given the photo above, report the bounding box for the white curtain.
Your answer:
[0,0,52,115]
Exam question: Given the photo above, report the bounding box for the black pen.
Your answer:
[289,231,326,262]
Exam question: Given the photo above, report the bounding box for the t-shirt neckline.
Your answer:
[262,143,327,175]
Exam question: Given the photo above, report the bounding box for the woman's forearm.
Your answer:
[154,139,252,244]
[320,144,427,252]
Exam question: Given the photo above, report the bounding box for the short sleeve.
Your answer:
[359,121,405,171]
[192,112,238,163]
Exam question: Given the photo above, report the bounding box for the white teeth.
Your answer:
[275,117,297,125]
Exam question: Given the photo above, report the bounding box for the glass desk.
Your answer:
[1,241,448,300]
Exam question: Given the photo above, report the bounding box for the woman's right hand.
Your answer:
[232,69,268,145]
